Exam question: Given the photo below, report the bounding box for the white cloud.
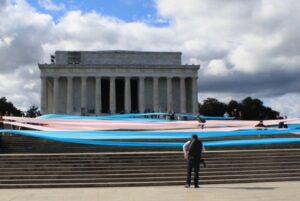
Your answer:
[204,60,230,76]
[38,0,65,11]
[0,0,52,109]
[265,93,300,117]
[44,10,174,53]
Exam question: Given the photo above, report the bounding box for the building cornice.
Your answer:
[39,64,200,78]
[38,64,200,69]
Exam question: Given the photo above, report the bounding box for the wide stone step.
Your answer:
[1,176,300,188]
[1,164,299,176]
[1,154,300,164]
[1,161,300,172]
[1,158,299,169]
[1,151,299,160]
[2,172,300,185]
[1,153,300,164]
[1,168,300,180]
[0,162,290,169]
[1,155,299,165]
[0,167,299,178]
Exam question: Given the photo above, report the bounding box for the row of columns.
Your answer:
[41,76,198,114]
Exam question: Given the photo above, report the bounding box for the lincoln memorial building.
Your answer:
[39,51,200,115]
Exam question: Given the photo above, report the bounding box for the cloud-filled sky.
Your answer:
[0,0,300,116]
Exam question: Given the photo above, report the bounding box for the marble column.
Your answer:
[67,77,73,114]
[95,77,102,114]
[40,77,48,114]
[125,77,131,113]
[192,77,198,114]
[53,77,59,113]
[138,77,145,113]
[180,77,186,113]
[81,77,87,114]
[109,77,116,113]
[153,77,159,112]
[167,77,173,112]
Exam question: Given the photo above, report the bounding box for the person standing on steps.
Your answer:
[196,114,206,129]
[183,134,204,188]
[255,120,267,130]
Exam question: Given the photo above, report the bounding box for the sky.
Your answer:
[0,0,300,116]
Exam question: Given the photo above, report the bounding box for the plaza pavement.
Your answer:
[0,181,299,201]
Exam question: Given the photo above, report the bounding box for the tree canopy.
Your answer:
[25,105,41,117]
[199,98,227,116]
[0,97,41,117]
[199,97,280,120]
[0,97,23,116]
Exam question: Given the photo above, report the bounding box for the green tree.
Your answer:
[240,97,279,120]
[227,100,241,116]
[262,106,279,120]
[227,100,241,111]
[198,97,279,120]
[0,97,23,116]
[25,105,41,117]
[199,98,227,116]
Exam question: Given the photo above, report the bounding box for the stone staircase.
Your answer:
[1,149,300,188]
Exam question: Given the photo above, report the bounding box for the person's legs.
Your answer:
[200,159,206,167]
[186,158,193,187]
[194,159,200,187]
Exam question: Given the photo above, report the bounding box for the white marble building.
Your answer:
[39,51,200,115]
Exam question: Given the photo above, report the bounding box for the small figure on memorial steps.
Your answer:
[197,114,206,129]
[278,121,288,129]
[169,111,175,120]
[255,120,267,130]
[224,111,229,118]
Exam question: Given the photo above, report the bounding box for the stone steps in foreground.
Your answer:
[1,177,300,189]
[0,169,300,180]
[0,149,300,188]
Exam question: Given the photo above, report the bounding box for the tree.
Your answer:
[227,100,241,112]
[0,97,23,116]
[240,97,279,120]
[199,98,227,116]
[198,96,280,120]
[240,97,263,120]
[262,106,279,120]
[25,105,41,117]
[227,100,242,117]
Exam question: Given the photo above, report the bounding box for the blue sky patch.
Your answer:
[27,0,169,26]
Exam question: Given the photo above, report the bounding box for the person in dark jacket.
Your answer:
[183,134,204,188]
[255,120,267,130]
